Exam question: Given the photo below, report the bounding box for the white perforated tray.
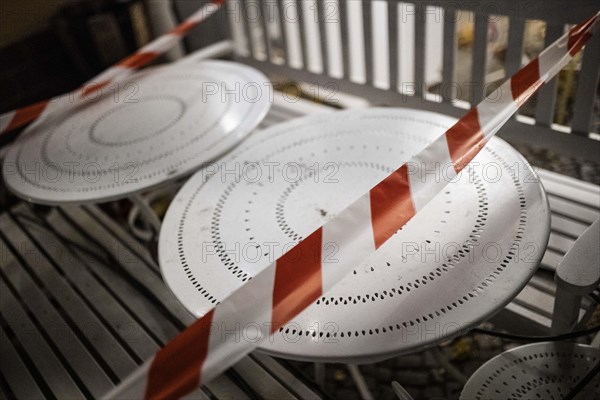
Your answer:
[159,108,550,363]
[3,60,271,205]
[461,342,600,399]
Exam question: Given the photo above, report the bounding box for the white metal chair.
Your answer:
[460,342,600,400]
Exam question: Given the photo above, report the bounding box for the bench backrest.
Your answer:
[178,0,600,159]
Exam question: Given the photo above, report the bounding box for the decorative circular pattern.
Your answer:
[159,108,550,363]
[2,60,271,205]
[460,342,600,399]
[89,96,186,146]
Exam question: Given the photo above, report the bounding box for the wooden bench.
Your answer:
[2,0,600,396]
[1,69,598,400]
[0,196,325,399]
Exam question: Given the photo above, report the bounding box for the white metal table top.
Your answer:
[460,342,600,399]
[2,60,271,205]
[159,107,550,363]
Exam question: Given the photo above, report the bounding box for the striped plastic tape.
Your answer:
[103,11,600,400]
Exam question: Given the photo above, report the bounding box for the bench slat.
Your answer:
[0,214,138,379]
[512,285,556,319]
[45,209,181,343]
[83,206,160,273]
[13,207,161,360]
[296,0,310,71]
[339,0,351,80]
[252,353,322,400]
[317,0,329,75]
[535,24,563,126]
[470,12,488,104]
[0,233,115,398]
[180,387,212,400]
[547,232,575,254]
[504,302,552,330]
[204,375,252,400]
[258,0,272,62]
[0,277,85,399]
[413,3,426,97]
[0,316,46,400]
[277,0,290,66]
[1,202,320,398]
[548,195,600,224]
[551,214,592,239]
[571,32,600,134]
[60,207,194,327]
[540,248,564,271]
[239,0,257,59]
[539,170,600,208]
[527,272,557,296]
[233,357,299,399]
[441,7,456,102]
[362,0,374,86]
[388,0,399,91]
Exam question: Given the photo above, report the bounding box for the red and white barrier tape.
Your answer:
[104,11,599,400]
[0,0,224,137]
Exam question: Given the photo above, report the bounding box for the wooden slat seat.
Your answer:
[0,201,324,399]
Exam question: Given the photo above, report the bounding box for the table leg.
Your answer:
[130,193,162,234]
[314,363,325,387]
[429,347,467,384]
[347,364,374,400]
[391,381,414,400]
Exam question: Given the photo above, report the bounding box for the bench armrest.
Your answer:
[552,218,600,333]
[556,218,600,293]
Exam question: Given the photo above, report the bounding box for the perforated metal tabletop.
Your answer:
[2,60,270,205]
[460,342,600,399]
[159,107,550,363]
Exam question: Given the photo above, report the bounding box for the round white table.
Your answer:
[160,108,550,363]
[2,60,271,205]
